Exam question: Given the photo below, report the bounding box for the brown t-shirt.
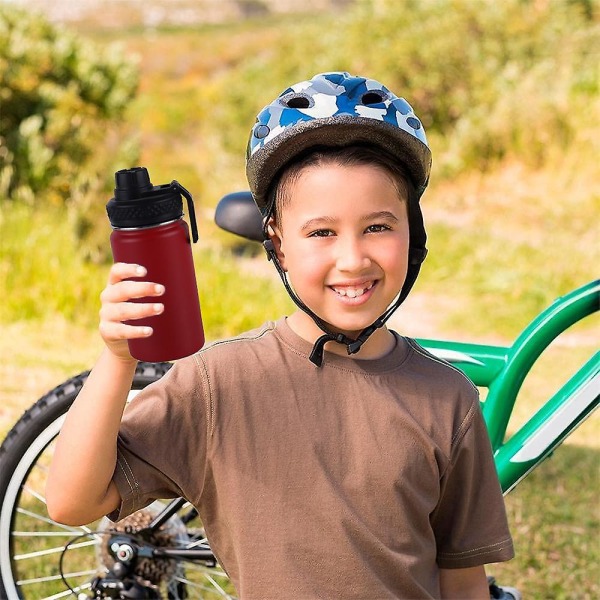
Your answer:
[112,318,513,599]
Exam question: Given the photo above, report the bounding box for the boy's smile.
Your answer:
[330,279,375,301]
[271,162,410,358]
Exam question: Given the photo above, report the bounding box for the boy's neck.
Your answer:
[286,311,397,361]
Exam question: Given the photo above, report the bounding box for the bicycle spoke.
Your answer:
[177,562,229,577]
[12,530,92,537]
[15,505,99,539]
[17,568,100,586]
[203,573,234,598]
[16,506,81,532]
[186,537,211,549]
[22,483,47,505]
[14,538,98,560]
[41,582,92,600]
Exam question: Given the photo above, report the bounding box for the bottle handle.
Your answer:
[171,180,199,243]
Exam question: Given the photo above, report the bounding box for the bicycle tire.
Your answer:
[0,362,235,600]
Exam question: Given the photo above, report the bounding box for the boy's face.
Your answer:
[271,163,410,338]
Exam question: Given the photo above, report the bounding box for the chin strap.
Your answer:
[263,238,422,367]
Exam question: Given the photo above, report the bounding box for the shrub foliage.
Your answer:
[0,6,139,206]
[194,0,599,178]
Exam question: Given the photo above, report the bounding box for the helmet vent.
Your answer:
[361,91,386,105]
[281,93,313,109]
[406,116,422,130]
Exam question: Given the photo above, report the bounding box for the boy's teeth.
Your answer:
[333,283,374,298]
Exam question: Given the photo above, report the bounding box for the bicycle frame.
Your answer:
[420,280,599,493]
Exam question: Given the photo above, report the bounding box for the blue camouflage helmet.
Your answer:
[246,71,432,212]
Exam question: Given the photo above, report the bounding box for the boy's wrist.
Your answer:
[101,346,139,371]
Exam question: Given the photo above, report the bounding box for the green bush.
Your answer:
[191,0,599,178]
[0,6,140,258]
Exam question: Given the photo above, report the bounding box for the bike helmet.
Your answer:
[246,72,432,365]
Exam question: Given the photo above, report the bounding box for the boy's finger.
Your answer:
[100,301,164,324]
[100,320,153,341]
[101,281,165,303]
[107,263,147,285]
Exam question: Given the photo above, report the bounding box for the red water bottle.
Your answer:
[106,167,205,362]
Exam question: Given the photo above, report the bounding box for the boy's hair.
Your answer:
[269,144,414,225]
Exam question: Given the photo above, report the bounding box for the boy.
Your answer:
[47,72,514,598]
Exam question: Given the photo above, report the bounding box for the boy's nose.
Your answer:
[335,237,371,273]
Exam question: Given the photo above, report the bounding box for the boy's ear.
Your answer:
[266,218,287,271]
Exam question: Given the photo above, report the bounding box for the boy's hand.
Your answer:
[99,263,165,362]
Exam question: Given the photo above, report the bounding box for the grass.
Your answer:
[494,441,599,598]
[422,160,600,338]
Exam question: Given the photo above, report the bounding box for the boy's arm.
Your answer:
[46,348,136,525]
[439,566,489,599]
[46,263,164,526]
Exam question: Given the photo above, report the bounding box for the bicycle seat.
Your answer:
[214,191,264,242]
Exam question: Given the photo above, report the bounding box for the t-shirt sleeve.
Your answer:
[432,397,515,569]
[108,354,210,522]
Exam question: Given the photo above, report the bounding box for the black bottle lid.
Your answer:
[106,167,198,242]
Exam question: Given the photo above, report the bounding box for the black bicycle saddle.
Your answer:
[214,191,264,242]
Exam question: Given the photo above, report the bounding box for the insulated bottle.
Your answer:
[106,167,205,362]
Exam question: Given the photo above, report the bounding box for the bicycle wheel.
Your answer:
[0,363,236,600]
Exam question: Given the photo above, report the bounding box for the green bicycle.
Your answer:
[0,192,597,599]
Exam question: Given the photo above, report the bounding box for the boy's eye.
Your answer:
[365,224,391,233]
[309,229,334,237]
